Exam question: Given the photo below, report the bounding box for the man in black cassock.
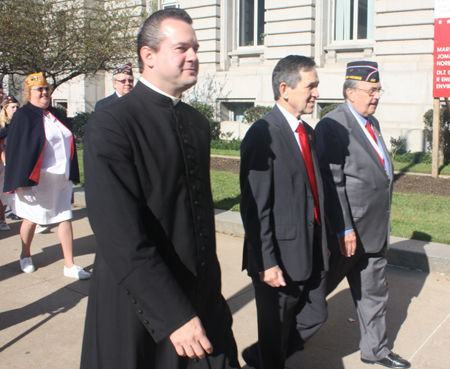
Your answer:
[80,9,240,369]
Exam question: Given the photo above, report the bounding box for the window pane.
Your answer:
[357,0,368,39]
[240,0,254,46]
[335,0,351,41]
[257,0,265,45]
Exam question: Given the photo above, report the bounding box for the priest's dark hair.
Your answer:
[272,55,316,101]
[137,8,193,73]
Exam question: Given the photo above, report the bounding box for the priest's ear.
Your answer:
[140,46,157,70]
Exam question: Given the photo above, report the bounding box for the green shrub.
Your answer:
[320,103,340,119]
[390,136,407,160]
[211,139,242,151]
[394,152,432,164]
[424,107,450,164]
[71,112,93,143]
[243,105,272,123]
[190,102,214,122]
[189,102,220,140]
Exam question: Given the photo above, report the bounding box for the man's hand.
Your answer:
[260,265,286,287]
[338,231,357,257]
[169,316,213,359]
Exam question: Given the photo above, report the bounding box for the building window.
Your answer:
[239,0,265,47]
[334,0,374,41]
[220,102,254,122]
[53,99,68,112]
[162,0,179,9]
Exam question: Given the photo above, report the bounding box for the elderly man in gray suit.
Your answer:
[240,55,329,369]
[315,61,410,369]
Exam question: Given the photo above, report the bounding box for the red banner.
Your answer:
[434,17,450,97]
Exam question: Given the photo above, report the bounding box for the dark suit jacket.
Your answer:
[240,105,328,283]
[315,103,393,254]
[94,92,119,111]
[81,82,237,368]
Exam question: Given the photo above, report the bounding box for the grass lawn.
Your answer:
[211,170,450,245]
[77,149,84,186]
[77,148,450,244]
[393,161,450,176]
[211,149,240,157]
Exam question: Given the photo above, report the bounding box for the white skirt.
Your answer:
[0,162,14,207]
[15,171,73,225]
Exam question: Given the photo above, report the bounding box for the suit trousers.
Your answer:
[327,248,390,361]
[251,226,327,369]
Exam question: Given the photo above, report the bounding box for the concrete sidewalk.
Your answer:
[1,206,450,368]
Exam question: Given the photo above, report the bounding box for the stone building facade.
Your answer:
[53,0,435,151]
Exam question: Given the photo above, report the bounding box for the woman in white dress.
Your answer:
[0,95,20,230]
[3,73,90,279]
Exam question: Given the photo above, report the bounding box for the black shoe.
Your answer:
[10,214,21,220]
[362,352,411,368]
[242,345,260,369]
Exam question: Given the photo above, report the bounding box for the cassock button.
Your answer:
[190,170,194,175]
[144,320,149,325]
[308,221,313,226]
[138,310,143,314]
[308,195,313,200]
[201,262,206,267]
[194,358,199,363]
[125,290,130,295]
[151,329,155,334]
[184,139,188,144]
[187,155,192,159]
[192,185,196,190]
[197,216,201,221]
[131,300,137,304]
[194,201,199,205]
[199,233,203,237]
[201,246,206,251]
[179,125,183,129]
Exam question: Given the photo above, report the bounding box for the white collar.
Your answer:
[139,77,181,106]
[276,103,302,132]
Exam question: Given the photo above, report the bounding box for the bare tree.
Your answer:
[0,0,145,92]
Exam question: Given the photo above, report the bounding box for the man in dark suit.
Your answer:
[240,55,329,369]
[94,62,134,111]
[81,9,240,369]
[315,61,410,368]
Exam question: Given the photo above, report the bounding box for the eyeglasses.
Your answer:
[31,87,50,93]
[354,88,384,97]
[115,78,134,84]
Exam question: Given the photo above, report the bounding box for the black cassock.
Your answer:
[81,82,240,369]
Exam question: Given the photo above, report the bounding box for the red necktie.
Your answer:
[365,121,385,166]
[296,122,321,226]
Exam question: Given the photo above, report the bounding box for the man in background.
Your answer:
[94,62,134,111]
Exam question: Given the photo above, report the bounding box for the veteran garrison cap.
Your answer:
[346,61,379,83]
[3,95,18,105]
[113,63,133,76]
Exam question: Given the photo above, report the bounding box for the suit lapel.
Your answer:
[271,106,311,192]
[342,104,388,177]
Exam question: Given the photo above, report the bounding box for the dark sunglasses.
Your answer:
[116,78,134,84]
[31,87,50,92]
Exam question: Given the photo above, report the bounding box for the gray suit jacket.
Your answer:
[315,103,393,254]
[240,105,328,282]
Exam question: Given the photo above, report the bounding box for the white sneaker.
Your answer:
[20,257,35,273]
[0,221,10,231]
[35,225,49,234]
[64,264,91,280]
